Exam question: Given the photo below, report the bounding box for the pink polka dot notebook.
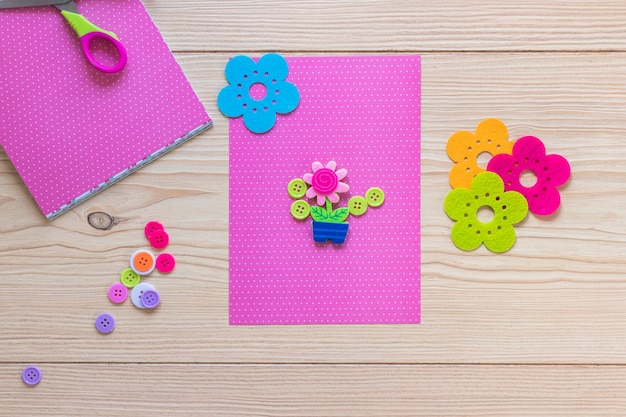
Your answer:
[0,0,211,220]
[229,56,421,325]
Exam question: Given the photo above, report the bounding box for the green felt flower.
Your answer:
[444,171,528,253]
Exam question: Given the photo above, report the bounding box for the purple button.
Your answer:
[130,283,155,309]
[95,313,115,334]
[22,366,42,386]
[140,290,160,309]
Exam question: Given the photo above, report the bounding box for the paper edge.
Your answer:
[45,120,213,220]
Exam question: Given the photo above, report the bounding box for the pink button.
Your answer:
[149,230,169,249]
[108,282,128,304]
[156,253,176,273]
[144,221,164,239]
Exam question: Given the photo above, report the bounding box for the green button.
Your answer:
[348,196,368,216]
[120,268,140,288]
[365,187,385,207]
[287,179,307,199]
[290,200,311,220]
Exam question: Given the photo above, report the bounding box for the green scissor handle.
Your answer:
[60,10,127,73]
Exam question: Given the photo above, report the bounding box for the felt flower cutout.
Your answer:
[487,136,570,216]
[446,118,515,189]
[444,171,528,253]
[217,53,300,134]
[303,161,349,206]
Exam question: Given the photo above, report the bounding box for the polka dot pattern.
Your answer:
[229,56,421,325]
[0,0,211,219]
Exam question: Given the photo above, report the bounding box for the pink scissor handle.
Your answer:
[79,31,128,73]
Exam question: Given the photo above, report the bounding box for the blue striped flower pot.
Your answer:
[312,221,349,244]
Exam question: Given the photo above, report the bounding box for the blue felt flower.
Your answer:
[217,53,300,134]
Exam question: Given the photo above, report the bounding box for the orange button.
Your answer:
[130,249,156,275]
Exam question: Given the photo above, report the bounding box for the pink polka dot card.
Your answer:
[229,56,421,325]
[0,0,211,220]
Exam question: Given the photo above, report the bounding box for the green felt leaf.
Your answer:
[310,206,329,222]
[329,208,350,223]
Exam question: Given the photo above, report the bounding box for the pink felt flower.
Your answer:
[303,161,349,205]
[487,136,570,216]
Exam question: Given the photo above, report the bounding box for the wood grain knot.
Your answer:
[87,212,118,230]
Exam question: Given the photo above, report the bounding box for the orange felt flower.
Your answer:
[446,118,515,189]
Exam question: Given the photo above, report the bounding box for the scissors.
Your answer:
[0,0,127,73]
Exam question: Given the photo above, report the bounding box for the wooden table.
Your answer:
[3,1,626,415]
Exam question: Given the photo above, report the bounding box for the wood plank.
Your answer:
[3,52,626,364]
[145,0,626,52]
[5,1,626,415]
[2,364,626,416]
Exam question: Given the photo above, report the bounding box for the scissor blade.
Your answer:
[0,0,69,9]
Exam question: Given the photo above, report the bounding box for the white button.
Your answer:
[131,283,156,309]
[130,249,156,276]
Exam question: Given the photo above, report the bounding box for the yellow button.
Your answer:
[365,187,385,207]
[348,196,368,216]
[120,268,140,288]
[287,179,307,199]
[290,200,310,220]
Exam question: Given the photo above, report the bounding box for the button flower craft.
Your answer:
[445,119,571,253]
[217,53,300,134]
[289,161,385,244]
[98,221,174,335]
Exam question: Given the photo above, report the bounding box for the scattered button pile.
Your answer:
[96,221,176,334]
